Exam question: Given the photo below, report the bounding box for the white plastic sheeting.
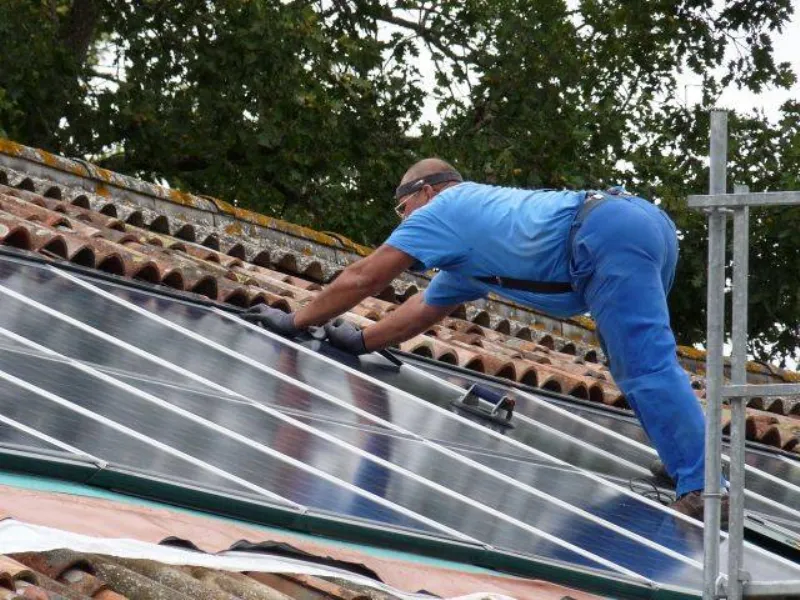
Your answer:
[0,519,517,600]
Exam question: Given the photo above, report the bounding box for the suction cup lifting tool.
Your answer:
[451,384,516,428]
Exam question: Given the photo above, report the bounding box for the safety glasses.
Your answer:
[393,169,463,219]
[394,191,419,219]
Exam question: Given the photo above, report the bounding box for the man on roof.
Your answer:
[242,157,727,524]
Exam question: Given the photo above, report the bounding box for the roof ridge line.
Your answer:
[0,138,371,256]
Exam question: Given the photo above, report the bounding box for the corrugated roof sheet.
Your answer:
[3,550,382,600]
[0,141,798,457]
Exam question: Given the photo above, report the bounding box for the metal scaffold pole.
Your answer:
[727,182,750,600]
[703,108,727,600]
[688,110,800,599]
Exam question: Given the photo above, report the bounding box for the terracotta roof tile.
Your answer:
[7,548,405,600]
[185,567,292,600]
[0,555,82,600]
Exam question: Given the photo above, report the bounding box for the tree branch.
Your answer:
[617,69,643,115]
[89,70,125,86]
[58,0,101,67]
[376,12,465,65]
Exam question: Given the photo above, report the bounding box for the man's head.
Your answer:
[394,158,462,220]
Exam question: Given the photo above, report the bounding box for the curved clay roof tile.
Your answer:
[69,193,91,209]
[96,254,125,276]
[174,223,196,242]
[98,202,118,218]
[124,209,145,228]
[464,357,486,373]
[250,249,271,267]
[189,276,219,300]
[512,326,533,341]
[160,270,186,291]
[224,242,246,260]
[43,185,62,199]
[765,398,786,415]
[583,349,599,363]
[201,233,220,250]
[148,215,171,234]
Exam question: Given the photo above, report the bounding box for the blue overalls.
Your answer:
[570,194,707,496]
[385,183,711,497]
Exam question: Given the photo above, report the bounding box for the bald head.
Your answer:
[393,157,463,219]
[401,158,459,185]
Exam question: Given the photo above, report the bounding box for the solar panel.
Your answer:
[0,274,618,571]
[0,346,463,536]
[0,418,71,452]
[0,280,208,390]
[83,269,800,583]
[368,358,650,478]
[0,355,269,496]
[399,361,800,524]
[1,253,799,595]
[5,269,545,460]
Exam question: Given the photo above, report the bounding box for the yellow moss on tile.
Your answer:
[227,206,268,225]
[571,315,596,331]
[1,138,371,254]
[167,188,203,208]
[781,370,800,382]
[95,166,115,182]
[224,221,244,236]
[212,197,238,214]
[213,201,360,250]
[95,183,111,198]
[678,345,706,360]
[676,344,800,382]
[0,139,24,155]
[39,149,61,168]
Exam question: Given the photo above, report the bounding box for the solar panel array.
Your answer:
[0,253,798,598]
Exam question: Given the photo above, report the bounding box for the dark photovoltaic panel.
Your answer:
[0,419,69,453]
[123,376,707,582]
[744,452,800,490]
[0,357,266,497]
[0,277,210,392]
[0,265,542,461]
[0,254,799,594]
[404,363,800,524]
[0,309,616,569]
[0,346,453,537]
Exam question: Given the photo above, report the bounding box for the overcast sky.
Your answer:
[689,1,800,118]
[414,3,800,126]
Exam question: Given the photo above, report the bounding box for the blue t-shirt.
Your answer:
[384,182,588,317]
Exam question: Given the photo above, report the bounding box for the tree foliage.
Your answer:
[1,0,799,360]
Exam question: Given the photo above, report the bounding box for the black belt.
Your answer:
[473,191,613,294]
[472,275,573,294]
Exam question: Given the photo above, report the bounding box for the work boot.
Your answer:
[649,459,675,488]
[670,490,730,529]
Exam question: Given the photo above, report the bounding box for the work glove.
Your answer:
[324,318,368,355]
[240,304,303,338]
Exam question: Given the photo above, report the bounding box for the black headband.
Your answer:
[394,170,463,200]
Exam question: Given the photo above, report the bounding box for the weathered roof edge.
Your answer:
[0,138,374,257]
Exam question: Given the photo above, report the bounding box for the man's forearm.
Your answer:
[363,295,455,351]
[293,268,382,328]
[292,245,417,329]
